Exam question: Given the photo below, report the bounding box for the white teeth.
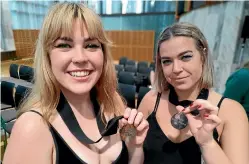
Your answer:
[70,71,90,77]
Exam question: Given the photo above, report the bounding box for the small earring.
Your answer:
[203,48,207,53]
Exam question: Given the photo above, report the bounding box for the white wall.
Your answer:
[1,1,15,52]
[179,1,248,93]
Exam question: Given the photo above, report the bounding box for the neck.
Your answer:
[61,89,94,117]
[174,84,201,101]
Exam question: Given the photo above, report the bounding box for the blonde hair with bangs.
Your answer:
[18,2,123,122]
[154,22,214,92]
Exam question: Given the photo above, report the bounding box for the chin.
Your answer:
[71,88,92,95]
[61,83,96,96]
[171,83,194,91]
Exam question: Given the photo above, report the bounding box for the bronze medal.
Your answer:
[119,124,137,142]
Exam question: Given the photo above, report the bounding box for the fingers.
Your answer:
[121,108,148,130]
[123,108,131,119]
[204,114,222,126]
[119,118,128,129]
[183,99,219,115]
[176,105,184,113]
[128,109,138,124]
[134,112,144,127]
[136,119,149,132]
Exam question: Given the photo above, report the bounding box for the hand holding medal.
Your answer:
[119,108,149,146]
[169,88,209,130]
[182,99,221,146]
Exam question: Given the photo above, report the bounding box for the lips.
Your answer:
[172,76,188,80]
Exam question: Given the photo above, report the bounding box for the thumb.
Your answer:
[176,105,184,112]
[183,106,195,123]
[184,107,202,134]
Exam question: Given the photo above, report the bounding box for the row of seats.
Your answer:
[1,81,30,111]
[9,63,34,83]
[116,57,155,93]
[118,83,150,109]
[116,57,153,108]
[115,64,152,75]
[118,71,150,87]
[119,56,155,70]
[1,81,31,141]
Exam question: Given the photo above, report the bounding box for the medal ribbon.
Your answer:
[57,91,123,144]
[169,86,209,113]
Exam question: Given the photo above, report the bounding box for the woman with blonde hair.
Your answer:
[138,22,248,164]
[3,2,148,164]
[224,61,249,120]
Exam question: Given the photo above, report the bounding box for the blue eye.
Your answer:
[181,54,192,61]
[55,43,71,48]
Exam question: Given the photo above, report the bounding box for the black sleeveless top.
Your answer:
[143,93,225,164]
[29,110,129,164]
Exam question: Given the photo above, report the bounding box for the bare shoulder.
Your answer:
[220,98,248,122]
[212,92,249,164]
[14,110,51,135]
[138,89,159,118]
[210,90,247,122]
[3,109,53,163]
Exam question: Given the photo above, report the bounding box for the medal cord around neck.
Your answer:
[56,91,123,145]
[169,86,209,110]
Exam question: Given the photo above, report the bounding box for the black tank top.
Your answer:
[143,93,225,164]
[28,110,129,164]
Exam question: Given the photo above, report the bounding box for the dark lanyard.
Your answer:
[57,91,123,144]
[169,86,209,115]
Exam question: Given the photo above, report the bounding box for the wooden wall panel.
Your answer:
[12,30,155,62]
[107,30,155,62]
[13,30,39,58]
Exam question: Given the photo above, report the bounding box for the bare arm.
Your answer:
[201,99,249,164]
[138,90,157,119]
[3,112,54,164]
[128,147,144,164]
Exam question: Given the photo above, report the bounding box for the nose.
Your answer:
[72,47,88,64]
[172,60,183,74]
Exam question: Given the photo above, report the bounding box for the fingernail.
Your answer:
[197,105,202,109]
[190,103,193,107]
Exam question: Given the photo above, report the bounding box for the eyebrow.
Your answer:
[56,37,98,42]
[58,37,73,42]
[160,50,193,59]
